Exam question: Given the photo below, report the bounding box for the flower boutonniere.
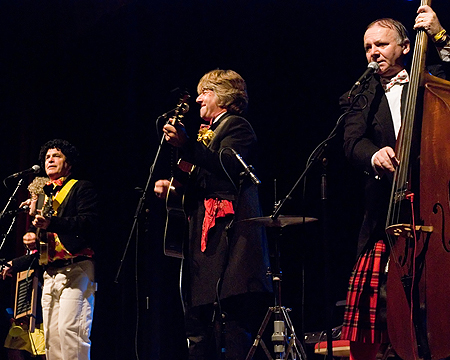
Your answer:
[197,125,215,146]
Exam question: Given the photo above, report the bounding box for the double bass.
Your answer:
[385,1,450,359]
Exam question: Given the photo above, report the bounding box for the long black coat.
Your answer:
[180,113,272,307]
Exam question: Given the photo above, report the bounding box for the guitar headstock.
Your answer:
[172,92,190,124]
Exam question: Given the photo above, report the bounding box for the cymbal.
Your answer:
[237,215,318,228]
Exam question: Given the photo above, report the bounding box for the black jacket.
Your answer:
[11,178,98,273]
[180,113,272,307]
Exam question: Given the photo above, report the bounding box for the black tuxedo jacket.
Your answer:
[340,76,397,257]
[179,113,272,307]
[340,62,450,258]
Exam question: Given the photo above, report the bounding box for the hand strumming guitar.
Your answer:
[154,179,171,199]
[23,232,37,251]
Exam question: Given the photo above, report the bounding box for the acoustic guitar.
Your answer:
[163,94,191,258]
[36,184,55,265]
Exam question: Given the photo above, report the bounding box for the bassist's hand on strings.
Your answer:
[372,146,399,177]
[414,5,444,39]
[163,121,189,148]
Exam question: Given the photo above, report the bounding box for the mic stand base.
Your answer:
[245,306,307,360]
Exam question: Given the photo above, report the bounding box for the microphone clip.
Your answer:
[231,149,261,185]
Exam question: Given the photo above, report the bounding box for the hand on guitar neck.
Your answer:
[163,120,189,148]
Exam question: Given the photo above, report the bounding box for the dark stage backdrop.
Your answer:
[1,0,449,359]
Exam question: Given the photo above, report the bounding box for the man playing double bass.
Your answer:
[339,5,450,360]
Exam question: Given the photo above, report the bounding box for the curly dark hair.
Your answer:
[38,139,79,169]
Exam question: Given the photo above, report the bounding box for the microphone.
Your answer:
[230,149,261,185]
[354,62,380,86]
[7,165,41,179]
[5,205,30,216]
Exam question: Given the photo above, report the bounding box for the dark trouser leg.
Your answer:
[185,304,217,360]
[185,293,271,360]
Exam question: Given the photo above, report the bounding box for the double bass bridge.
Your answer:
[386,224,433,239]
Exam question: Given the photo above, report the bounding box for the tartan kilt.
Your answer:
[341,239,390,344]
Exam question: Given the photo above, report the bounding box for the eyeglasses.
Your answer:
[199,88,213,96]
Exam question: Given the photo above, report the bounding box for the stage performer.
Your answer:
[2,139,98,360]
[154,69,272,359]
[339,5,450,360]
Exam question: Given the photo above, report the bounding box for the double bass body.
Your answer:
[386,71,450,360]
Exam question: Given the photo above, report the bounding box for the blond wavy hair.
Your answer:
[197,69,248,115]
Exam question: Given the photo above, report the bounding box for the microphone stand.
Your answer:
[115,92,190,282]
[269,86,368,360]
[113,113,173,360]
[0,178,24,221]
[114,116,169,283]
[0,178,25,253]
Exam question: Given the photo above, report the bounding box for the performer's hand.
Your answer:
[23,232,37,250]
[32,211,51,230]
[1,261,12,280]
[19,199,31,209]
[414,5,444,38]
[373,146,399,175]
[19,195,38,216]
[154,179,171,199]
[163,122,188,147]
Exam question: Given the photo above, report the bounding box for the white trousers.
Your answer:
[42,260,96,360]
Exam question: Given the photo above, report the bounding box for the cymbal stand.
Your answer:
[264,90,368,360]
[245,202,319,358]
[245,215,307,359]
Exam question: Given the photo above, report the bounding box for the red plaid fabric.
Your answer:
[341,240,389,344]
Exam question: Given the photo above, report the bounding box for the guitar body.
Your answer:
[164,178,187,258]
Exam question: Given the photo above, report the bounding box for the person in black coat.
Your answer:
[154,69,272,359]
[339,5,450,360]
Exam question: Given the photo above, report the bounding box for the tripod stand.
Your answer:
[241,216,316,360]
